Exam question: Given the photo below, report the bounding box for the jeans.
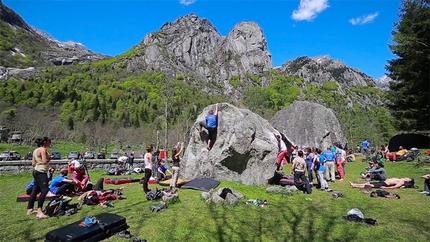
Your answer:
[142,168,152,193]
[318,171,329,189]
[170,166,180,188]
[307,162,313,183]
[27,170,49,209]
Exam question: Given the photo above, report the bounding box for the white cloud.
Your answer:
[349,12,379,25]
[180,0,196,6]
[291,0,329,21]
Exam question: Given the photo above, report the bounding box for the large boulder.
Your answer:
[270,101,347,150]
[181,103,279,185]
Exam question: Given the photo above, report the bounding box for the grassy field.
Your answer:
[0,160,429,242]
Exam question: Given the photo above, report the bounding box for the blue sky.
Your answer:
[4,0,401,79]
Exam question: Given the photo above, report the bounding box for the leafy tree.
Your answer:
[386,0,430,131]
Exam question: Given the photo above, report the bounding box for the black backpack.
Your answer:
[219,188,233,199]
[44,196,80,217]
[146,188,164,201]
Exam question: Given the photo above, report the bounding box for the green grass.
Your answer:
[0,161,429,242]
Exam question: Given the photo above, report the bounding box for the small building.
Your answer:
[0,126,10,143]
[9,131,23,143]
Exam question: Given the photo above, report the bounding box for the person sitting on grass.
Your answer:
[360,162,387,181]
[349,177,414,189]
[25,167,55,195]
[346,151,356,162]
[72,163,90,192]
[68,159,80,174]
[157,160,173,182]
[49,168,76,196]
[420,174,430,195]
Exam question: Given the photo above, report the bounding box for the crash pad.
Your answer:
[158,178,189,187]
[180,178,220,191]
[279,178,295,186]
[104,178,141,185]
[16,193,59,202]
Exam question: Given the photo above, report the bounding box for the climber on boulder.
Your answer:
[199,103,219,150]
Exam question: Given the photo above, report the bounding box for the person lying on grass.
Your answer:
[77,178,124,203]
[349,177,414,189]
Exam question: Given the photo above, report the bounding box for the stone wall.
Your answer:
[0,159,145,174]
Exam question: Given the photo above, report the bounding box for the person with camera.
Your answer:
[27,137,51,219]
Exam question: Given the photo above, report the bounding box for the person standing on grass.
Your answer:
[317,149,330,190]
[361,139,370,158]
[142,145,154,194]
[274,134,288,171]
[27,137,51,219]
[291,150,308,186]
[323,147,336,182]
[334,143,346,181]
[170,142,184,190]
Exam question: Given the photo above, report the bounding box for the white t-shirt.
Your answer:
[144,153,152,169]
[336,148,346,161]
[117,156,128,163]
[279,140,287,151]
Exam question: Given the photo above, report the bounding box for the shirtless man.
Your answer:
[349,177,414,189]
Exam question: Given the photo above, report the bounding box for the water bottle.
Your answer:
[365,175,370,185]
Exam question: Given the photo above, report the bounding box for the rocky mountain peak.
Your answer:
[125,15,272,99]
[0,0,33,32]
[160,13,216,32]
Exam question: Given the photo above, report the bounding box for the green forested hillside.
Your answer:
[0,20,49,67]
[0,59,395,147]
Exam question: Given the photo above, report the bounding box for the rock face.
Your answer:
[374,75,392,91]
[125,14,273,99]
[278,55,384,107]
[279,55,374,88]
[270,101,347,150]
[181,103,279,185]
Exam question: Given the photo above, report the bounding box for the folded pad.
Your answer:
[279,178,295,186]
[158,178,189,187]
[16,194,59,202]
[104,178,141,185]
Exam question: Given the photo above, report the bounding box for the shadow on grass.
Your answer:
[203,201,361,242]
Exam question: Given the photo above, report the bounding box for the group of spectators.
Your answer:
[25,136,91,219]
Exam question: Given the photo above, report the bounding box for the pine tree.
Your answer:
[386,0,430,131]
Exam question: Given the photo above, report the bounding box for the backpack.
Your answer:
[44,196,79,217]
[146,188,164,201]
[106,167,119,175]
[219,188,233,199]
[406,150,421,162]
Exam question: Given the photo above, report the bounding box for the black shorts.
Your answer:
[371,181,387,188]
[207,128,217,140]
